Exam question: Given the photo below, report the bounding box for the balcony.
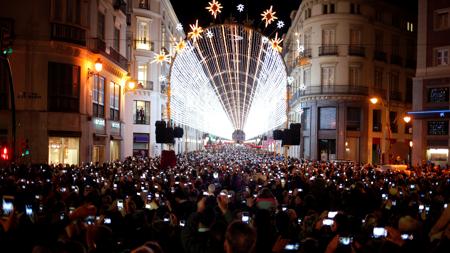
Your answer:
[136,80,154,90]
[88,38,128,71]
[319,45,338,56]
[133,115,150,125]
[50,22,86,46]
[405,58,416,69]
[135,39,154,51]
[348,45,365,57]
[390,54,402,65]
[299,48,312,58]
[389,90,403,101]
[373,50,387,62]
[299,85,370,96]
[138,0,150,10]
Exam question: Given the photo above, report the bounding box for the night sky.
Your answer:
[170,0,302,37]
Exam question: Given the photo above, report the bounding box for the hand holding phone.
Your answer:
[2,196,14,217]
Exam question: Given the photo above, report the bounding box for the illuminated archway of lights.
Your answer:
[169,24,287,140]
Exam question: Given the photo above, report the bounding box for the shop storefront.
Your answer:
[426,148,449,166]
[48,137,79,165]
[133,133,149,157]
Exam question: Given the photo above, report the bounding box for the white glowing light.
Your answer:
[237,4,244,12]
[206,30,214,39]
[262,36,269,44]
[170,24,287,140]
[300,84,307,90]
[176,23,183,31]
[277,20,285,29]
[287,76,294,84]
[159,75,166,82]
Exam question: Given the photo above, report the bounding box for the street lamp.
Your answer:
[403,115,411,123]
[88,58,103,78]
[370,97,379,105]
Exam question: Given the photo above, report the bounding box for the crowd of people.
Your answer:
[0,146,449,253]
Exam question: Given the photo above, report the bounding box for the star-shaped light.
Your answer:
[175,37,186,53]
[277,20,285,29]
[152,50,171,64]
[271,33,283,53]
[206,30,214,39]
[176,23,183,31]
[237,4,244,12]
[261,6,278,27]
[159,75,167,82]
[262,36,269,44]
[188,20,204,42]
[206,0,223,19]
[287,76,295,84]
[300,84,307,90]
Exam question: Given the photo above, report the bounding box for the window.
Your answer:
[350,3,360,14]
[374,67,383,88]
[373,109,382,132]
[136,18,151,50]
[48,62,80,112]
[139,0,149,9]
[113,27,120,51]
[304,31,311,50]
[98,12,105,41]
[390,111,398,133]
[303,136,310,159]
[428,121,449,135]
[110,82,120,121]
[93,75,105,118]
[389,72,399,92]
[406,22,414,32]
[375,10,383,22]
[434,9,450,30]
[0,59,9,110]
[67,0,73,22]
[54,0,62,20]
[391,36,400,56]
[347,107,361,131]
[405,77,413,103]
[303,68,311,86]
[321,66,335,85]
[322,29,336,45]
[133,133,149,157]
[330,4,335,13]
[428,87,449,103]
[323,4,335,14]
[375,31,383,51]
[349,29,361,45]
[48,137,79,165]
[134,101,150,124]
[301,108,310,130]
[349,66,361,86]
[305,8,311,19]
[319,107,336,130]
[436,48,449,66]
[138,64,148,88]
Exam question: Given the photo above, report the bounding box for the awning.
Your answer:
[93,133,108,138]
[134,133,149,143]
[48,130,81,137]
[408,110,450,118]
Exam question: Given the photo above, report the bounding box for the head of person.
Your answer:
[224,221,257,253]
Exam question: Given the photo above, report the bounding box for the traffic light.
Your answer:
[21,139,30,157]
[1,146,9,160]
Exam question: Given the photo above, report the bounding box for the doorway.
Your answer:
[319,139,336,161]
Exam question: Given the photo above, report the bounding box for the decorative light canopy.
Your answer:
[237,4,244,12]
[188,20,204,42]
[170,24,287,139]
[206,0,223,19]
[277,20,285,29]
[175,37,187,53]
[261,6,278,27]
[176,23,183,31]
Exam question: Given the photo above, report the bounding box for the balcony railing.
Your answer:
[135,39,154,51]
[405,58,416,69]
[389,90,403,101]
[299,48,312,58]
[348,45,365,57]
[50,22,86,46]
[109,46,128,70]
[374,50,387,62]
[319,45,338,56]
[290,85,387,104]
[133,115,150,125]
[390,54,402,65]
[136,80,153,90]
[88,38,128,71]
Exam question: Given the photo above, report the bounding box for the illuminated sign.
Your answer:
[94,118,105,126]
[111,122,120,128]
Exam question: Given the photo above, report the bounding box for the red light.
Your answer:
[1,147,9,160]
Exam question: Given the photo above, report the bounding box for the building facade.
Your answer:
[123,0,203,158]
[284,0,416,163]
[0,0,129,165]
[411,0,450,166]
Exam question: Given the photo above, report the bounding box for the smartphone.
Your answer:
[2,196,14,217]
[60,212,65,220]
[85,215,95,225]
[297,218,302,224]
[242,212,250,224]
[418,204,424,211]
[401,234,414,240]
[284,243,300,251]
[25,204,33,216]
[179,220,186,227]
[323,219,334,226]
[203,191,209,196]
[163,217,170,223]
[117,199,124,211]
[373,227,387,238]
[328,211,338,218]
[104,217,112,224]
[339,237,353,245]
